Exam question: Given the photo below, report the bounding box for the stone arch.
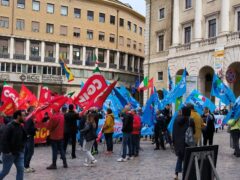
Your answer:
[176,69,189,76]
[226,62,240,97]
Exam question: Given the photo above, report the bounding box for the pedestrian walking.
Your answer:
[102,108,115,155]
[227,118,240,157]
[202,107,215,146]
[80,113,98,167]
[0,110,27,180]
[131,109,141,156]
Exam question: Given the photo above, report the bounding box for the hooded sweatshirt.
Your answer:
[103,113,115,134]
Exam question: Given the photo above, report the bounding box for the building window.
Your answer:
[59,44,68,60]
[185,0,192,9]
[32,21,39,32]
[99,32,105,41]
[17,0,25,9]
[119,36,124,46]
[128,21,131,30]
[61,6,68,16]
[184,26,191,44]
[139,27,143,35]
[1,0,9,6]
[119,18,124,27]
[32,0,40,11]
[110,15,115,25]
[127,38,131,48]
[73,46,81,61]
[134,24,137,33]
[109,34,115,43]
[99,13,105,23]
[28,65,37,74]
[158,72,163,81]
[0,16,9,28]
[87,30,93,40]
[133,41,137,50]
[46,23,54,34]
[159,8,165,19]
[87,11,94,21]
[208,19,216,38]
[12,64,22,73]
[60,25,67,36]
[45,43,54,58]
[238,11,240,31]
[74,8,81,18]
[15,39,24,55]
[0,38,8,54]
[73,27,80,38]
[16,19,25,30]
[139,43,142,52]
[158,34,164,51]
[47,3,54,14]
[30,42,40,56]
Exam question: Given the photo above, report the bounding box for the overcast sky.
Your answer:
[120,0,146,16]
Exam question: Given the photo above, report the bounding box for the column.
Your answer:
[55,43,59,63]
[221,0,230,34]
[95,48,98,67]
[138,57,141,73]
[124,53,128,71]
[41,41,45,62]
[172,0,180,45]
[194,0,202,40]
[69,44,73,65]
[26,39,30,60]
[82,46,86,66]
[9,37,14,59]
[131,56,135,72]
[106,49,110,68]
[116,51,120,69]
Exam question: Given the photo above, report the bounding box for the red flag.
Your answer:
[73,75,108,108]
[18,84,38,110]
[1,82,19,107]
[39,86,52,105]
[0,98,17,116]
[148,78,154,95]
[81,81,117,114]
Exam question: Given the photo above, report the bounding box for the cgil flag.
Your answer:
[59,58,74,82]
[0,98,17,116]
[18,84,38,110]
[211,73,236,105]
[1,81,19,107]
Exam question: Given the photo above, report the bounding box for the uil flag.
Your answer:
[59,58,74,82]
[211,74,236,105]
[1,81,19,107]
[168,67,174,91]
[224,96,240,124]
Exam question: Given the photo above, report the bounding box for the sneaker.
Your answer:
[91,159,97,164]
[24,168,32,173]
[46,164,57,170]
[117,158,127,162]
[129,157,134,160]
[29,167,35,172]
[83,163,89,167]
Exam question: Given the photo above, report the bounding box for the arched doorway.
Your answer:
[226,62,240,97]
[199,66,214,102]
[176,69,189,76]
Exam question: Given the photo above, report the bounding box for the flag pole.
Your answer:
[138,72,141,105]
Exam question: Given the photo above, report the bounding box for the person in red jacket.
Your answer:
[131,109,141,157]
[43,108,68,170]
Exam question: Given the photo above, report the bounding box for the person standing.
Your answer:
[80,113,98,166]
[154,110,166,150]
[202,107,215,146]
[44,109,68,169]
[131,109,141,156]
[64,104,79,159]
[172,106,195,180]
[0,110,27,180]
[117,106,133,162]
[227,118,240,157]
[102,108,115,154]
[24,106,37,173]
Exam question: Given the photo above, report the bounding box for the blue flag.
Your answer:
[211,74,236,105]
[167,103,184,133]
[162,88,169,99]
[186,89,216,115]
[224,96,240,124]
[168,67,174,91]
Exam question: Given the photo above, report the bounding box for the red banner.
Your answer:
[39,86,52,105]
[0,98,16,116]
[73,75,108,108]
[34,122,49,144]
[1,84,19,107]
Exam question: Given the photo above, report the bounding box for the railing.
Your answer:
[44,57,55,63]
[109,63,117,69]
[86,61,95,66]
[72,60,82,65]
[0,53,10,59]
[227,31,240,42]
[98,62,106,68]
[14,54,25,60]
[119,66,125,70]
[199,37,217,47]
[30,56,41,61]
[176,43,191,52]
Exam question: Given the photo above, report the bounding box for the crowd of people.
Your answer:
[0,102,239,180]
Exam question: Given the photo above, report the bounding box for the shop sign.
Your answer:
[0,74,10,81]
[19,74,40,82]
[42,75,62,84]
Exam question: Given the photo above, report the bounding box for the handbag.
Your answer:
[185,118,195,147]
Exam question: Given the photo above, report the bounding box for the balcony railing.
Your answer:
[98,62,106,68]
[119,66,125,70]
[109,63,117,69]
[199,37,217,47]
[73,60,82,65]
[134,68,139,73]
[86,61,95,66]
[14,54,26,60]
[44,57,55,63]
[227,31,240,42]
[0,53,10,59]
[176,43,191,52]
[30,56,41,61]
[127,67,133,71]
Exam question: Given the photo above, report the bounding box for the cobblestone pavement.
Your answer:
[3,130,240,180]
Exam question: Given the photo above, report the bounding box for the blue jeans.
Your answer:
[122,133,132,158]
[51,140,67,165]
[24,136,35,168]
[0,152,24,180]
[175,156,183,173]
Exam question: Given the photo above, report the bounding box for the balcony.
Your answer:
[176,43,191,52]
[73,60,82,65]
[98,62,106,68]
[30,56,41,61]
[86,61,95,66]
[134,68,139,73]
[127,67,133,71]
[109,63,117,69]
[119,66,125,70]
[44,57,55,63]
[14,54,26,60]
[199,37,217,47]
[0,53,10,59]
[227,32,240,42]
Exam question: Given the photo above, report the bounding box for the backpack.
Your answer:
[185,118,195,147]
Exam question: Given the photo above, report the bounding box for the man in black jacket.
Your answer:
[154,110,166,150]
[0,110,27,180]
[24,106,37,173]
[64,104,79,159]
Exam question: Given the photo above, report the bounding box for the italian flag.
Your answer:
[93,54,99,64]
[194,94,206,102]
[138,77,149,91]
